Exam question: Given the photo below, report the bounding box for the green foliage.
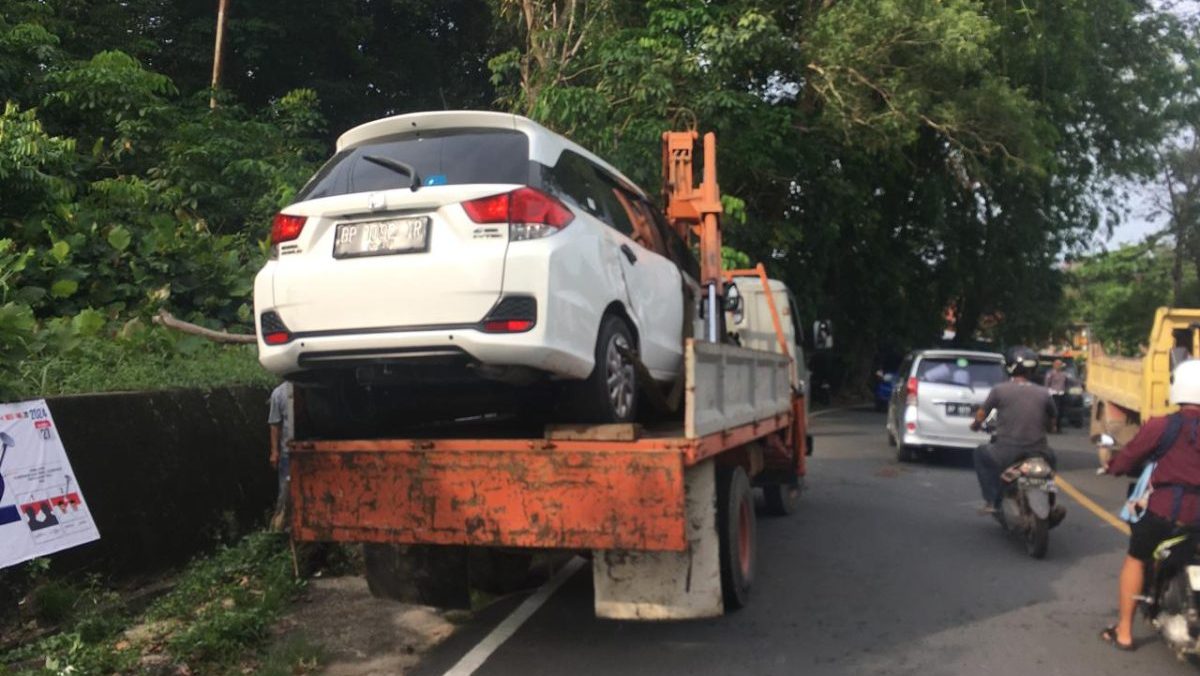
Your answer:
[0,7,335,397]
[2,532,308,675]
[1065,242,1198,354]
[149,532,303,665]
[490,0,1198,377]
[7,328,274,400]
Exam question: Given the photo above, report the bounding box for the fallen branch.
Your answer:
[154,310,256,344]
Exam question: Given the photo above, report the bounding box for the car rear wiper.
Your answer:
[363,155,422,191]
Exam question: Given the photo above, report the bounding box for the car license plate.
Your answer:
[946,403,975,417]
[333,217,429,258]
[1188,565,1200,591]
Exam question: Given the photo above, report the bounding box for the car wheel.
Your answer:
[566,316,637,423]
[896,444,915,463]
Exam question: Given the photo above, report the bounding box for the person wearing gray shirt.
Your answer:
[268,382,293,530]
[970,348,1057,513]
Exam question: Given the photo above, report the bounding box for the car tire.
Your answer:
[896,444,915,463]
[565,315,637,424]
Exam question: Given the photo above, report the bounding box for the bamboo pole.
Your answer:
[209,0,229,109]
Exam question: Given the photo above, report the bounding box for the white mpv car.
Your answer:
[254,111,697,429]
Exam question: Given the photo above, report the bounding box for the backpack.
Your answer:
[1121,413,1187,524]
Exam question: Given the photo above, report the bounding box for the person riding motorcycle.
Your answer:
[970,346,1058,515]
[1100,359,1200,651]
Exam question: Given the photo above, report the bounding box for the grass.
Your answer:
[7,328,274,400]
[0,532,318,676]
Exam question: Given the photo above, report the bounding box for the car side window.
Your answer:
[591,169,637,237]
[544,151,606,219]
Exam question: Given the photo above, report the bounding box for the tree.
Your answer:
[487,0,1198,389]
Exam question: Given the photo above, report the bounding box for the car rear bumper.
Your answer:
[258,324,594,380]
[902,429,989,450]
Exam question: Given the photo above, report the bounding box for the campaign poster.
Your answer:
[0,399,100,569]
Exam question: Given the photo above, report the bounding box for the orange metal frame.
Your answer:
[290,414,791,552]
[663,131,724,287]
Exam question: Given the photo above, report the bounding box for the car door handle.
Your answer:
[620,244,638,264]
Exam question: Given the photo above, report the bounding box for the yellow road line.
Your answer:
[1056,475,1130,535]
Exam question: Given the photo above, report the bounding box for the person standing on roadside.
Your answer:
[1044,359,1068,433]
[268,381,294,531]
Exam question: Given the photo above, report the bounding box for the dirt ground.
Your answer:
[271,576,458,675]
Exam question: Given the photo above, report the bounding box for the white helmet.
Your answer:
[1170,359,1200,406]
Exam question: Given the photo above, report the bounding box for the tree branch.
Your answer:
[154,309,255,344]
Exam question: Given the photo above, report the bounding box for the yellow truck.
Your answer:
[1088,307,1200,443]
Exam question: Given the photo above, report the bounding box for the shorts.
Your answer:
[1128,512,1178,562]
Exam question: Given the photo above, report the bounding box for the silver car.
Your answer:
[886,349,1007,461]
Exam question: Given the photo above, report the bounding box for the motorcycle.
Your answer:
[1098,433,1200,659]
[983,412,1062,558]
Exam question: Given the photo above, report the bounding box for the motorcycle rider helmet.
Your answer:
[1004,346,1039,378]
[1170,359,1200,406]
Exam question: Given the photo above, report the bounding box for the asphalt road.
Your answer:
[414,407,1197,676]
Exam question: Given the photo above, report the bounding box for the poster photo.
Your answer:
[0,399,100,569]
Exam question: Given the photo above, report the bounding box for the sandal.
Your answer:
[1100,625,1136,651]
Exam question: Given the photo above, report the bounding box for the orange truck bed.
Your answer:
[290,409,798,551]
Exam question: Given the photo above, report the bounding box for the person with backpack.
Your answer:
[1100,359,1200,651]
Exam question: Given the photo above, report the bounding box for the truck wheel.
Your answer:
[763,479,801,516]
[565,316,637,423]
[364,543,471,609]
[717,466,756,610]
[469,549,534,595]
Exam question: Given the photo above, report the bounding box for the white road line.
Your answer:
[442,555,588,676]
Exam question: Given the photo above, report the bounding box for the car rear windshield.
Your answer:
[295,128,530,201]
[916,357,1006,388]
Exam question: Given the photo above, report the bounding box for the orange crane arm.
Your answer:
[662,131,724,288]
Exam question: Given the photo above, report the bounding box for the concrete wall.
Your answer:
[41,386,275,574]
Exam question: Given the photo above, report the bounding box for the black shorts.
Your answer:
[1128,512,1178,562]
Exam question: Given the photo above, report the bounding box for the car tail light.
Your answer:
[271,213,307,244]
[481,296,536,333]
[483,319,535,333]
[906,377,919,405]
[906,421,917,433]
[260,311,292,345]
[462,187,574,240]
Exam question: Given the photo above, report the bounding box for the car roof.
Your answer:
[912,349,1005,362]
[335,111,649,200]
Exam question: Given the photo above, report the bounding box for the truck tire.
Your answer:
[763,479,801,516]
[363,543,471,609]
[564,316,637,423]
[469,549,534,595]
[717,465,756,610]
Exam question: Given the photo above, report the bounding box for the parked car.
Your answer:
[1035,354,1086,428]
[886,350,1007,461]
[254,111,699,430]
